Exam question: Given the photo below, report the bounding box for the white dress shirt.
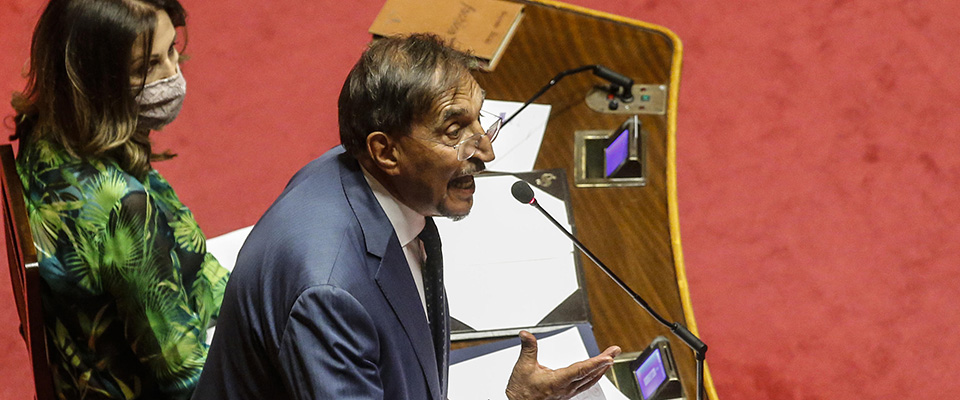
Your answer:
[361,166,430,319]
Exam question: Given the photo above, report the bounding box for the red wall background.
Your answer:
[2,0,959,398]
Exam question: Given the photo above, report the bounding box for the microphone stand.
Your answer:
[502,65,634,127]
[526,196,708,400]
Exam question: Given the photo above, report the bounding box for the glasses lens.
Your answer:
[480,110,502,143]
[456,111,503,160]
[486,118,501,143]
[457,133,479,161]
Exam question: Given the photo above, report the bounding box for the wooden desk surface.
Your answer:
[466,1,717,398]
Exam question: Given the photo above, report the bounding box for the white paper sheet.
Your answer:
[436,175,579,331]
[448,327,629,400]
[205,226,252,344]
[206,225,252,273]
[482,100,551,173]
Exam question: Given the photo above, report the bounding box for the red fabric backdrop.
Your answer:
[2,0,959,398]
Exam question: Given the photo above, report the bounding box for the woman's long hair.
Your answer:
[12,0,186,178]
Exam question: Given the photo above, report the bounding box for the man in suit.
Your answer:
[194,34,621,400]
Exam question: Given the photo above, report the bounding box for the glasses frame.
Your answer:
[417,109,502,161]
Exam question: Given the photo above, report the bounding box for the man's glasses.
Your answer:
[419,109,502,161]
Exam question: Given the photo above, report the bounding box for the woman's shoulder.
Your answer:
[18,138,146,202]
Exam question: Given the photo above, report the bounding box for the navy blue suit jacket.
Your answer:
[194,147,448,399]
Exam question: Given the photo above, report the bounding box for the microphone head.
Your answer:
[511,181,535,204]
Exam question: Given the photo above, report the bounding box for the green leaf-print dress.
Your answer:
[17,138,230,400]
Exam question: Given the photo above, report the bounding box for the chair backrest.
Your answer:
[1,144,56,400]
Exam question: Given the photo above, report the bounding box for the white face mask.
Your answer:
[136,65,186,131]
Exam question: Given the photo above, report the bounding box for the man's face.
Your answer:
[393,76,496,219]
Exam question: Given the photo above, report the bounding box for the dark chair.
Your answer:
[1,144,56,400]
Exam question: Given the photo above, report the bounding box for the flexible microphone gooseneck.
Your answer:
[511,180,708,400]
[501,64,634,127]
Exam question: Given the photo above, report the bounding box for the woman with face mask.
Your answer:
[10,0,229,398]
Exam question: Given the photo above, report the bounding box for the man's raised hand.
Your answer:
[505,330,622,400]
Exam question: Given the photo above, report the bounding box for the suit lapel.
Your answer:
[376,244,442,400]
[338,153,442,400]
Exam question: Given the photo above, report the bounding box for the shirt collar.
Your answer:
[361,166,426,248]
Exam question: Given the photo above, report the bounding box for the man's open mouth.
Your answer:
[449,174,475,190]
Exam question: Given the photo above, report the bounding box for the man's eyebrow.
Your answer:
[440,107,469,123]
[436,88,486,125]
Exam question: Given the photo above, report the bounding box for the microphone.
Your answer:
[592,65,634,102]
[502,64,635,127]
[592,65,633,90]
[510,180,535,204]
[510,180,707,400]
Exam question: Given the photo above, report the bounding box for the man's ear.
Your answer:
[365,131,401,175]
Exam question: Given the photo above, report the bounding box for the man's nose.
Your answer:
[471,133,496,162]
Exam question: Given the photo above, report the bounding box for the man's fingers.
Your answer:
[552,355,616,398]
[569,345,621,384]
[571,369,607,396]
[601,345,622,359]
[516,330,539,364]
[555,353,615,385]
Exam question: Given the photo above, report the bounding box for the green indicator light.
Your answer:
[640,95,651,102]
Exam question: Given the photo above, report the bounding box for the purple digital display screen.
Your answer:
[604,128,630,177]
[634,348,667,399]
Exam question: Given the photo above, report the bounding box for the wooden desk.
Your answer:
[469,1,718,398]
